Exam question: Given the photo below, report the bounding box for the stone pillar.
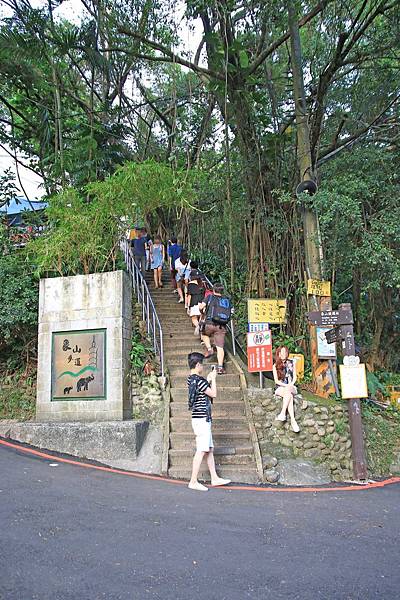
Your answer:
[36,271,132,422]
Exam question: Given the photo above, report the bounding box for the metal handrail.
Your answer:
[121,238,165,384]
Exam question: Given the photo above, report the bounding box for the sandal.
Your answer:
[217,366,226,375]
[204,349,214,359]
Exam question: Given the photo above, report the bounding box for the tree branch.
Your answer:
[248,0,333,76]
[116,28,224,80]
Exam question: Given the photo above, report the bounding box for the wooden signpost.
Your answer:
[306,303,368,480]
[306,281,337,398]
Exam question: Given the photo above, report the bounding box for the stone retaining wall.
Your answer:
[131,373,165,425]
[248,387,353,483]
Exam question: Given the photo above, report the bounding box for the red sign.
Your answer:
[247,331,273,373]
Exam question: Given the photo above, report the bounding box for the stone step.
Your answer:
[170,431,251,447]
[164,345,203,356]
[170,388,243,402]
[168,451,255,467]
[170,374,240,389]
[170,401,245,417]
[169,445,254,457]
[170,417,248,433]
[169,364,236,377]
[164,332,201,341]
[168,465,259,484]
[167,357,231,368]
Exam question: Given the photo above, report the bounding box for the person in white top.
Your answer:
[174,251,191,304]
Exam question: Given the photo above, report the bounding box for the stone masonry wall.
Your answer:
[248,387,353,483]
[131,373,165,425]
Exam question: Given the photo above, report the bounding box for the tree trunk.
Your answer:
[287,1,322,280]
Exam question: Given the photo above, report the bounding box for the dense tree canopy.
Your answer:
[0,0,399,371]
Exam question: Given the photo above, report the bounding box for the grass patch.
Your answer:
[0,373,36,421]
[362,404,400,476]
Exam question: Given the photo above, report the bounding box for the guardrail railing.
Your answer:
[121,238,165,385]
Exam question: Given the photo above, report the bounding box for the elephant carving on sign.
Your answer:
[76,374,94,392]
[63,386,73,395]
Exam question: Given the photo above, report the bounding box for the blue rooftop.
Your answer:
[0,197,48,215]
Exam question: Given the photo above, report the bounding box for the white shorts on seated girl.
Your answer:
[189,304,201,317]
[275,385,298,396]
[192,417,214,452]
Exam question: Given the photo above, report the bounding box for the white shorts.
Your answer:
[192,417,214,452]
[275,385,298,396]
[189,305,201,317]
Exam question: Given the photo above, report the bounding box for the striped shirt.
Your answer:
[187,374,212,421]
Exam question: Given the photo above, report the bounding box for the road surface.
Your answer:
[0,442,399,600]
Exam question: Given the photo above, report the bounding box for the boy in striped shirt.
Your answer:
[187,352,231,491]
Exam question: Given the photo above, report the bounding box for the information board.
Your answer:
[247,330,273,373]
[316,327,337,358]
[339,364,368,399]
[248,299,287,324]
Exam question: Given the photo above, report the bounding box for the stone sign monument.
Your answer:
[36,270,132,421]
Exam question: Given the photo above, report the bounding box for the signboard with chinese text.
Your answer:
[248,299,287,324]
[339,364,368,399]
[316,327,337,359]
[248,322,269,333]
[247,330,273,373]
[307,308,353,327]
[307,279,331,297]
[51,329,106,401]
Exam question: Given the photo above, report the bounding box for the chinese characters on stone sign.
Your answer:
[51,329,106,401]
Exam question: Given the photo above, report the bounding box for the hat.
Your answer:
[190,269,201,280]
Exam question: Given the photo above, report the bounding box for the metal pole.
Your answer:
[146,293,150,334]
[259,372,263,389]
[159,328,164,384]
[141,279,145,320]
[328,359,340,397]
[339,303,367,481]
[152,313,156,351]
[231,320,236,356]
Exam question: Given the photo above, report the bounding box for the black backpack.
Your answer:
[206,295,232,326]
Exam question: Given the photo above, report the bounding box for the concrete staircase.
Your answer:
[145,273,260,484]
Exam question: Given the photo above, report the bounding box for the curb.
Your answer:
[1,437,400,493]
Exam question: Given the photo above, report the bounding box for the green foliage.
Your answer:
[334,418,347,436]
[0,169,19,209]
[0,372,36,420]
[0,226,38,367]
[130,333,156,377]
[28,161,200,276]
[363,403,400,476]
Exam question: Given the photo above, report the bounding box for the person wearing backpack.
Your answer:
[186,268,205,336]
[187,351,231,491]
[200,284,232,374]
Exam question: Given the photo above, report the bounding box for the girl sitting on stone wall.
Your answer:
[273,346,300,433]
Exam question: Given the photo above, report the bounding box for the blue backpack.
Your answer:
[207,295,232,326]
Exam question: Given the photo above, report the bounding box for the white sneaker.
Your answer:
[211,477,231,487]
[291,420,300,433]
[188,481,208,491]
[275,413,286,422]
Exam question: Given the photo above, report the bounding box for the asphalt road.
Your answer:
[1,443,399,600]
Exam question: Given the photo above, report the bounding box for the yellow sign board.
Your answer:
[248,299,287,324]
[289,353,304,381]
[307,279,331,297]
[339,364,368,399]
